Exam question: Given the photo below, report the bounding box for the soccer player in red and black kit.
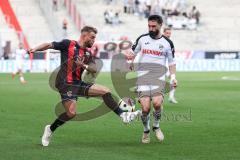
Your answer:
[29,26,139,146]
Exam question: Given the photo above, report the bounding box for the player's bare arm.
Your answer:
[29,43,53,53]
[169,64,177,87]
[75,57,97,73]
[121,49,136,70]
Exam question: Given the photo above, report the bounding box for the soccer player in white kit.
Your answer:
[163,27,178,104]
[12,42,27,84]
[130,15,177,143]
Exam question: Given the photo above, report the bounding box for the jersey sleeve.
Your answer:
[131,37,142,54]
[167,41,176,65]
[52,39,70,51]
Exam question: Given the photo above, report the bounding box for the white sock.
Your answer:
[141,112,150,132]
[169,88,175,99]
[153,108,161,128]
[20,76,25,82]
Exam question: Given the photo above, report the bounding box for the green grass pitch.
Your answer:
[0,72,239,160]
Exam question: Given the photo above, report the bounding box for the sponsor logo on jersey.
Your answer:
[145,42,150,45]
[67,91,72,97]
[142,49,162,56]
[159,44,164,51]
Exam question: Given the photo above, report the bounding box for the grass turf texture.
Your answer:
[0,72,239,160]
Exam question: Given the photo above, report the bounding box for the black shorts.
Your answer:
[57,81,93,102]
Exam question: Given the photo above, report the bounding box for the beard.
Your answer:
[85,41,93,48]
[149,30,159,39]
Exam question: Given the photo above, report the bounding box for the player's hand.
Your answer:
[75,56,85,68]
[129,62,134,71]
[170,74,177,88]
[122,49,135,59]
[28,48,36,54]
[170,79,178,88]
[122,50,135,71]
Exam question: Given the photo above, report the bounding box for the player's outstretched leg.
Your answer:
[102,92,140,123]
[41,100,76,146]
[41,125,52,146]
[120,111,140,124]
[88,84,140,123]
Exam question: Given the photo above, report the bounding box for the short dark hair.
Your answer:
[81,26,98,34]
[148,15,163,24]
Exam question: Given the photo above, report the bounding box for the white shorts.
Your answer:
[137,84,165,98]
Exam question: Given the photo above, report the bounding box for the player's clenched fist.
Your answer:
[170,74,178,88]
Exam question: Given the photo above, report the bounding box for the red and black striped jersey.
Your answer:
[52,39,94,85]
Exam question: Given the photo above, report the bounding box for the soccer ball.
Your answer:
[118,97,135,112]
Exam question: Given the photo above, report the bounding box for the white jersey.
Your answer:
[132,33,175,90]
[15,49,26,61]
[15,48,26,70]
[132,33,175,67]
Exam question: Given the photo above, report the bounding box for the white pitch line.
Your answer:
[221,76,240,81]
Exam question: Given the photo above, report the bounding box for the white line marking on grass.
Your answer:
[221,76,240,81]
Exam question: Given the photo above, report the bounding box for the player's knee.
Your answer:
[63,100,77,118]
[142,108,150,114]
[66,106,76,118]
[100,87,111,95]
[153,101,162,109]
[152,98,163,109]
[153,105,161,111]
[66,110,76,118]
